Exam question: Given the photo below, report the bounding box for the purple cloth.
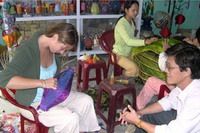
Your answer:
[38,68,74,111]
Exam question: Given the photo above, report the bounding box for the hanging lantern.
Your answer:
[1,1,20,48]
[160,26,171,38]
[175,14,185,25]
[2,33,14,48]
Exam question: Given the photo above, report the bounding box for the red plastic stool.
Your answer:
[77,59,107,91]
[96,77,136,133]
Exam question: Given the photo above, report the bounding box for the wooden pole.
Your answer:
[170,0,176,31]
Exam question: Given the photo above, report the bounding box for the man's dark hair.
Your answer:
[196,27,200,44]
[165,43,200,79]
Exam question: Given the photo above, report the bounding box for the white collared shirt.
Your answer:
[155,79,200,133]
[158,52,167,72]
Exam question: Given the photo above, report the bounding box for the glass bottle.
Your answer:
[86,1,92,14]
[35,0,42,16]
[80,0,86,14]
[69,0,75,15]
[91,1,100,15]
[54,0,61,16]
[61,1,69,15]
[16,2,23,17]
[31,0,36,16]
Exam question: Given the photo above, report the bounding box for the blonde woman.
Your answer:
[0,23,100,133]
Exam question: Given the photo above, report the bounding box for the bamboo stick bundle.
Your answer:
[0,50,9,69]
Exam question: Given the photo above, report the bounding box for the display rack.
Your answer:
[15,0,143,58]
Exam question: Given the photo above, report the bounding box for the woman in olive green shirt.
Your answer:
[113,0,157,77]
[0,23,100,133]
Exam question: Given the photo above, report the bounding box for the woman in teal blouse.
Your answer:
[113,0,157,77]
[0,23,100,133]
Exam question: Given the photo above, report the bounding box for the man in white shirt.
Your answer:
[119,43,200,133]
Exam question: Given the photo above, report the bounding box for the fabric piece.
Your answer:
[38,68,74,111]
[137,77,166,110]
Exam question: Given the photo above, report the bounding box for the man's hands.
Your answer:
[119,105,140,125]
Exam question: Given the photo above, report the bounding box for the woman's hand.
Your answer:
[162,38,170,51]
[41,78,57,90]
[145,37,158,45]
[183,37,193,44]
[119,105,140,125]
[151,37,158,42]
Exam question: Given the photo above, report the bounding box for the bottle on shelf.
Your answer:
[49,3,55,16]
[30,0,36,16]
[16,2,22,17]
[100,1,109,14]
[35,0,42,16]
[109,0,121,14]
[85,1,92,14]
[61,1,69,15]
[69,0,76,15]
[90,1,100,15]
[54,0,61,16]
[80,0,86,14]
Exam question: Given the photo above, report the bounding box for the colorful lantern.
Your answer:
[160,26,171,38]
[175,14,185,25]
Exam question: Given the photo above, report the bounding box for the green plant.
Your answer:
[85,88,109,112]
[142,0,154,18]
